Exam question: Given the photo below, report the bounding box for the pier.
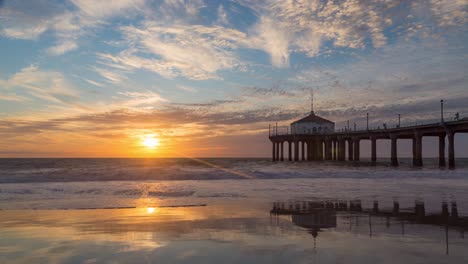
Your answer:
[269,119,468,168]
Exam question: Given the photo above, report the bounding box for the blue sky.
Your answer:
[0,0,467,157]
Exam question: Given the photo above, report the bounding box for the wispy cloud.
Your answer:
[116,22,247,80]
[70,0,145,18]
[176,85,198,93]
[1,65,79,104]
[0,0,145,54]
[82,78,104,87]
[0,93,29,102]
[216,5,229,26]
[118,91,168,108]
[47,39,78,55]
[92,66,128,84]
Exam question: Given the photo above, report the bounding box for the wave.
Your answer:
[197,193,246,198]
[147,190,195,197]
[0,158,468,183]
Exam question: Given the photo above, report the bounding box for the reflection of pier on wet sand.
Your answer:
[270,199,467,254]
[271,200,467,229]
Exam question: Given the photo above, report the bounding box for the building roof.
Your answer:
[291,111,334,124]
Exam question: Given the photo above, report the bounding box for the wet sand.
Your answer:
[1,199,467,264]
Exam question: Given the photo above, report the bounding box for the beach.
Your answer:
[1,158,467,263]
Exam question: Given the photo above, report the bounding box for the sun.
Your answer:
[141,134,160,149]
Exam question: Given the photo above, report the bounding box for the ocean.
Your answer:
[1,158,467,263]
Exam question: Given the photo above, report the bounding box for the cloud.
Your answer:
[0,104,299,138]
[82,78,104,87]
[1,23,49,40]
[236,0,468,66]
[324,94,468,128]
[251,17,290,67]
[118,91,168,108]
[216,5,229,26]
[70,0,144,18]
[95,1,411,77]
[102,22,250,80]
[0,0,145,54]
[2,0,465,66]
[47,40,78,55]
[294,40,468,123]
[428,0,467,26]
[1,65,79,104]
[0,93,28,102]
[176,85,197,93]
[169,99,238,108]
[93,66,128,84]
[157,0,206,20]
[0,0,64,40]
[236,0,395,62]
[241,86,297,97]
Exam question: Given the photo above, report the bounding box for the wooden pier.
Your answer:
[269,119,468,168]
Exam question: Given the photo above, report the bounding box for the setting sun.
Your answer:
[141,135,160,149]
[146,207,156,214]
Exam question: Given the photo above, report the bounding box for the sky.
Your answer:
[0,0,467,158]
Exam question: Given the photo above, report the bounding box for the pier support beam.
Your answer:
[413,133,423,167]
[294,141,299,162]
[371,137,377,164]
[353,138,360,161]
[439,134,446,167]
[311,140,317,160]
[276,142,280,162]
[336,139,343,161]
[301,141,306,161]
[448,131,455,169]
[306,141,312,161]
[317,139,323,161]
[280,142,284,161]
[332,140,337,160]
[338,138,346,161]
[310,140,315,161]
[272,142,276,162]
[325,139,332,160]
[321,140,325,160]
[288,141,292,161]
[391,135,398,166]
[348,139,354,161]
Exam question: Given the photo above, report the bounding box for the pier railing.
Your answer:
[269,116,467,137]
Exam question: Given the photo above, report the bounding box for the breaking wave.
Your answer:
[1,158,468,183]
